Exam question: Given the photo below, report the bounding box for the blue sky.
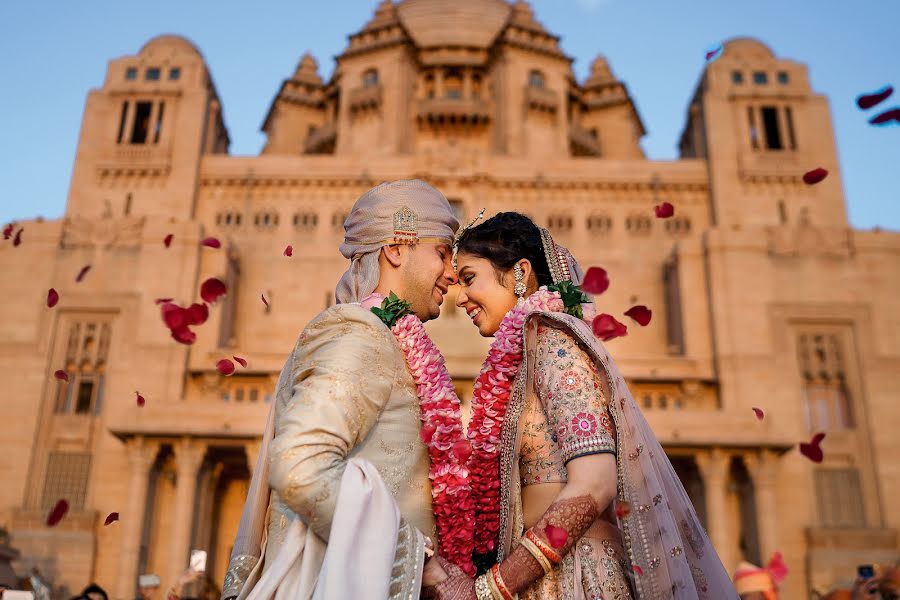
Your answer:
[1,0,898,230]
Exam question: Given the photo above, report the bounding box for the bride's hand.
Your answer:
[422,555,476,600]
[422,553,449,587]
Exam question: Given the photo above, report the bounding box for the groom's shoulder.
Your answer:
[291,303,389,353]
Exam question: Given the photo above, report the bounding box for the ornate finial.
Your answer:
[392,205,418,244]
[451,208,486,272]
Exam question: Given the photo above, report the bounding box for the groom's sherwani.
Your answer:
[224,303,435,598]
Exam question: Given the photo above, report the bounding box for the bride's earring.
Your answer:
[514,264,526,303]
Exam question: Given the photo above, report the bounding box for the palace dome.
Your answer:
[396,0,512,49]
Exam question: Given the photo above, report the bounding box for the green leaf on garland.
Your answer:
[371,291,412,328]
[548,280,588,319]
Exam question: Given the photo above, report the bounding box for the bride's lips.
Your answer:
[467,306,483,325]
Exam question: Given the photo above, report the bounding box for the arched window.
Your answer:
[445,68,463,99]
[586,214,612,234]
[528,69,545,89]
[363,68,379,88]
[626,214,652,235]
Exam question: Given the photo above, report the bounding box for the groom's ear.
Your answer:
[380,244,404,269]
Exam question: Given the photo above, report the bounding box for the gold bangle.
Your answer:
[491,564,515,600]
[525,529,562,564]
[521,536,553,575]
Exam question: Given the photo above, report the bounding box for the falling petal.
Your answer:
[582,267,610,295]
[655,202,675,218]
[284,245,293,257]
[136,391,145,407]
[201,237,221,249]
[261,293,269,308]
[217,358,236,376]
[54,370,69,382]
[170,326,196,345]
[200,277,227,303]
[799,432,826,463]
[869,108,900,126]
[615,500,632,519]
[544,524,568,549]
[46,499,69,526]
[624,305,652,326]
[13,228,23,246]
[802,168,828,185]
[592,314,628,341]
[233,355,248,368]
[164,233,174,248]
[633,565,644,577]
[2,223,13,239]
[752,407,765,420]
[160,302,189,330]
[704,43,723,62]
[75,265,91,283]
[154,297,174,304]
[104,512,119,526]
[186,303,209,326]
[856,85,893,110]
[47,288,59,308]
[767,552,789,585]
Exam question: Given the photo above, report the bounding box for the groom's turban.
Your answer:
[335,179,458,304]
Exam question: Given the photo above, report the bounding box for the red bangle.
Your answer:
[525,528,562,564]
[491,564,515,600]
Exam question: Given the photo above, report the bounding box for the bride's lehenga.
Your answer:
[515,323,633,600]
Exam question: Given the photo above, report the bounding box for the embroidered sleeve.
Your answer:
[268,306,397,540]
[535,326,616,464]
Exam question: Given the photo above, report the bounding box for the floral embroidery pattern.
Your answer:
[572,412,598,437]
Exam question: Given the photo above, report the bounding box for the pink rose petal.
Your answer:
[233,355,248,368]
[624,305,652,326]
[170,326,196,345]
[592,313,628,341]
[216,358,236,376]
[544,524,568,549]
[752,407,765,420]
[201,237,221,249]
[655,202,675,218]
[47,288,59,308]
[200,278,227,303]
[104,512,119,526]
[802,168,828,185]
[135,391,145,407]
[582,267,610,295]
[46,499,69,526]
[160,302,189,330]
[186,303,209,326]
[75,265,91,283]
[284,245,293,257]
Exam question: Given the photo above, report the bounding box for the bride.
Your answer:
[422,212,738,599]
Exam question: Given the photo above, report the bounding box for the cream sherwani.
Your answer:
[246,303,435,597]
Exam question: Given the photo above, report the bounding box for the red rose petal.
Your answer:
[154,297,174,304]
[216,358,236,376]
[633,565,644,576]
[47,288,59,308]
[752,407,765,420]
[13,228,23,246]
[170,326,196,345]
[856,85,893,110]
[420,422,437,444]
[136,391,145,407]
[869,108,900,126]
[615,500,632,519]
[160,302,189,330]
[75,265,91,283]
[186,303,209,326]
[582,267,610,295]
[233,355,248,368]
[164,233,174,248]
[767,551,789,585]
[284,245,293,257]
[624,305,652,326]
[592,313,628,341]
[54,370,69,382]
[799,432,826,463]
[46,499,69,526]
[104,512,119,526]
[451,440,473,463]
[261,293,269,308]
[3,223,13,239]
[654,202,675,218]
[200,278,227,304]
[802,168,828,185]
[201,237,221,249]
[544,524,568,549]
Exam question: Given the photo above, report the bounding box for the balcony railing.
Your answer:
[569,126,602,157]
[416,97,491,125]
[348,85,382,112]
[305,121,337,154]
[524,85,559,113]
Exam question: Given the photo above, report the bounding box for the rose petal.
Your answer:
[186,303,209,326]
[136,391,145,407]
[3,223,14,239]
[164,233,174,248]
[104,512,119,526]
[632,565,644,576]
[200,277,227,303]
[655,202,675,218]
[767,551,789,585]
[869,108,900,126]
[451,440,473,463]
[802,168,828,185]
[160,302,189,330]
[582,267,610,295]
[13,228,23,247]
[154,297,174,304]
[261,293,269,308]
[47,288,59,308]
[615,500,632,519]
[420,422,437,444]
[54,370,69,382]
[544,524,568,549]
[201,237,221,249]
[704,43,723,62]
[216,358,236,376]
[75,265,91,283]
[284,245,293,257]
[592,313,628,341]
[799,432,826,463]
[856,85,893,110]
[624,305,652,326]
[233,355,248,368]
[46,499,69,526]
[170,326,196,345]
[752,407,765,420]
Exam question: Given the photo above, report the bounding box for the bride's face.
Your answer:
[455,252,518,337]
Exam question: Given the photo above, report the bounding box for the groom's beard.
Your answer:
[403,272,443,321]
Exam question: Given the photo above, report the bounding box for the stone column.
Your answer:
[245,439,261,475]
[115,436,159,600]
[168,438,206,583]
[745,449,779,561]
[463,67,472,100]
[695,448,732,571]
[435,69,445,99]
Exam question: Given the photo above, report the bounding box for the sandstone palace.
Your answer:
[1,1,898,597]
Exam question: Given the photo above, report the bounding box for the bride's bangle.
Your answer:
[520,535,553,575]
[524,528,562,564]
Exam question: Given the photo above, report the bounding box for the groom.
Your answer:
[222,180,458,599]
